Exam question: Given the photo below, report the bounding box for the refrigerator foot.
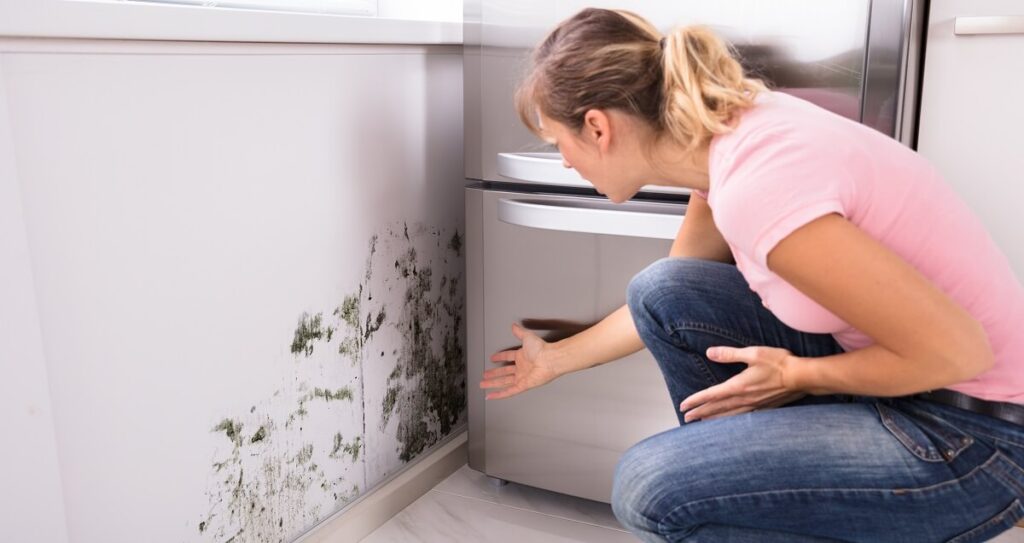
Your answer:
[486,475,510,487]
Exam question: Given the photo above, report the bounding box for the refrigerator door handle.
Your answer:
[497,152,585,185]
[955,16,1024,36]
[497,198,683,240]
[496,152,691,195]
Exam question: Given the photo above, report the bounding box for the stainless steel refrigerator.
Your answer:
[465,0,926,503]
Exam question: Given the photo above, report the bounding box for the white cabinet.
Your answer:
[0,38,464,543]
[917,0,1024,279]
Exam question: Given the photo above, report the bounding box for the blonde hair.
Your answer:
[516,8,766,152]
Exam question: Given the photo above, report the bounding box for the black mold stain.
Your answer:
[345,437,362,462]
[199,223,464,542]
[380,227,466,462]
[448,230,463,257]
[200,408,358,542]
[213,419,243,448]
[295,444,314,465]
[199,308,362,541]
[250,426,267,444]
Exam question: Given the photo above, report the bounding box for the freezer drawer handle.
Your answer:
[497,198,682,240]
[954,16,1024,36]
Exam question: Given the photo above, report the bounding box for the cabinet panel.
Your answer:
[917,0,1024,279]
[474,188,681,503]
[2,40,463,542]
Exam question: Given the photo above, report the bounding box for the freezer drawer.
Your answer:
[466,185,683,503]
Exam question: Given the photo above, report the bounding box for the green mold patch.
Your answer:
[213,419,244,448]
[291,312,333,357]
[329,433,363,462]
[313,387,353,402]
[334,286,386,368]
[198,222,464,542]
[199,405,358,542]
[286,385,355,428]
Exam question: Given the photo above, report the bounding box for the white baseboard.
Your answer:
[296,429,468,543]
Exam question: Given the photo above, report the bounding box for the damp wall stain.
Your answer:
[196,222,465,542]
[380,226,466,461]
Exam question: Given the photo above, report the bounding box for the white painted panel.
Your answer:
[0,58,70,543]
[917,0,1024,280]
[126,0,377,17]
[3,41,463,542]
[0,0,461,44]
[379,0,463,22]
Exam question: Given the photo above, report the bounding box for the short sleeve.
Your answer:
[711,132,849,267]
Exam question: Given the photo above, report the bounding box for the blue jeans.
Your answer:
[613,257,1024,542]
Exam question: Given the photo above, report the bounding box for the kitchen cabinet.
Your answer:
[0,38,463,543]
[917,0,1024,279]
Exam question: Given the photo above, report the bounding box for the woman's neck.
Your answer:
[646,137,712,193]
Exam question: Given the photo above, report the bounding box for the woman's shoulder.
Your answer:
[724,90,854,141]
[711,89,906,174]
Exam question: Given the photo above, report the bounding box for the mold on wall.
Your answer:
[379,227,466,462]
[196,221,466,542]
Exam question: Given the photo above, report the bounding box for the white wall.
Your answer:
[0,0,461,44]
[0,38,464,542]
[0,55,70,543]
[379,0,462,22]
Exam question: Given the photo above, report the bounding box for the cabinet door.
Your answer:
[917,0,1024,279]
[472,187,682,503]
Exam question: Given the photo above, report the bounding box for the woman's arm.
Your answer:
[770,213,994,395]
[679,213,994,420]
[670,192,735,261]
[482,193,732,399]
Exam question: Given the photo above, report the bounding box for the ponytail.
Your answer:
[660,26,766,150]
[516,8,766,151]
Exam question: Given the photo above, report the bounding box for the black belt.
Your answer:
[915,389,1024,427]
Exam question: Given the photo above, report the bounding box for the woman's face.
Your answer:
[538,111,643,203]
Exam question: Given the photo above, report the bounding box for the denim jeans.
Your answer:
[613,257,1024,542]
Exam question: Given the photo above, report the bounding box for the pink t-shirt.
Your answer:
[701,91,1024,404]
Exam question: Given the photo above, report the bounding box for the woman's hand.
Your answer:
[679,346,805,422]
[480,323,561,400]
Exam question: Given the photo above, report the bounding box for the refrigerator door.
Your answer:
[466,185,683,502]
[465,0,924,183]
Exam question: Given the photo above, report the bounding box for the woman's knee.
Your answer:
[626,257,719,332]
[612,425,754,538]
[612,431,702,534]
[611,438,663,532]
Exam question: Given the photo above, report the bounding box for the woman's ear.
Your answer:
[582,109,612,153]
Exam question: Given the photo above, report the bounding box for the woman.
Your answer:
[478,8,1024,543]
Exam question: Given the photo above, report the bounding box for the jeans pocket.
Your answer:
[875,401,975,462]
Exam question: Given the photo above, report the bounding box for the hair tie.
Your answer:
[659,37,667,50]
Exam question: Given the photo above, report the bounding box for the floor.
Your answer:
[362,464,1024,542]
[361,464,634,542]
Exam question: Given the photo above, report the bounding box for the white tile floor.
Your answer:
[362,464,1024,542]
[361,465,633,542]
